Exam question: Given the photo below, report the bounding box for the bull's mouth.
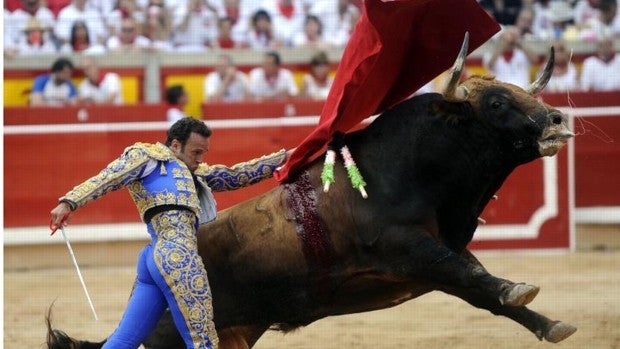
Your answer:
[538,130,574,156]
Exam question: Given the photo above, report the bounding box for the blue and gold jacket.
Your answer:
[61,142,286,224]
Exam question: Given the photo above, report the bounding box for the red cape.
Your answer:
[274,0,500,182]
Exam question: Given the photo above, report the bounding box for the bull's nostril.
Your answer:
[552,115,562,125]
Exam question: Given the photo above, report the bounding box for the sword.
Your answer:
[50,218,99,320]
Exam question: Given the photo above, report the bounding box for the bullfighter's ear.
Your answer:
[430,100,470,124]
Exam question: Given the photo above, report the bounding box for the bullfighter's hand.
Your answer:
[285,148,297,162]
[50,201,73,231]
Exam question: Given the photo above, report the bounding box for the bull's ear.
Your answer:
[430,100,470,124]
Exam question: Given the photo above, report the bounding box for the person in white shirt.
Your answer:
[300,51,333,100]
[309,0,360,47]
[55,0,108,45]
[15,17,58,56]
[248,51,299,100]
[204,54,249,102]
[580,37,620,91]
[78,57,123,105]
[541,40,579,93]
[10,0,56,44]
[166,84,189,125]
[106,17,152,52]
[172,0,223,51]
[482,27,539,89]
[579,0,619,40]
[261,0,305,46]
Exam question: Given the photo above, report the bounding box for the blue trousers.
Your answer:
[103,210,218,349]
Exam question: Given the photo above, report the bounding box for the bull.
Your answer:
[47,38,576,349]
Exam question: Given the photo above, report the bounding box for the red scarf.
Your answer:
[502,49,514,63]
[90,72,106,87]
[274,0,500,182]
[278,1,295,19]
[218,37,234,49]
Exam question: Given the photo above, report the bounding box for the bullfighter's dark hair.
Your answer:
[165,117,212,147]
[51,57,74,73]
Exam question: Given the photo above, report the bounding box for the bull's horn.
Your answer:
[443,32,470,102]
[527,47,555,95]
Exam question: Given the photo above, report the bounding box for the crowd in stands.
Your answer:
[4,0,362,56]
[7,0,620,108]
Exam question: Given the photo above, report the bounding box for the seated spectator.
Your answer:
[4,9,19,58]
[300,51,334,100]
[46,0,72,18]
[15,17,58,55]
[211,16,246,49]
[580,37,620,91]
[542,40,579,93]
[539,1,578,40]
[60,20,107,54]
[579,0,618,40]
[573,0,601,27]
[106,0,145,38]
[166,84,189,125]
[106,17,152,52]
[249,51,299,100]
[262,0,306,46]
[78,57,123,105]
[204,54,249,102]
[292,14,331,49]
[246,9,281,50]
[483,27,539,89]
[142,0,173,51]
[29,57,78,106]
[10,0,56,43]
[55,0,108,45]
[309,0,360,47]
[172,0,221,52]
[514,7,535,39]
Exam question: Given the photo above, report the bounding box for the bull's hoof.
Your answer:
[545,321,577,343]
[499,283,540,306]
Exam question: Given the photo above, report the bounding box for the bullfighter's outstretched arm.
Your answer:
[196,149,287,192]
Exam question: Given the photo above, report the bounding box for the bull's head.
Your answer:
[442,33,574,158]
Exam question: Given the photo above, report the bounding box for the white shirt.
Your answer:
[309,1,359,47]
[204,71,249,102]
[248,67,299,99]
[172,6,221,49]
[167,106,186,125]
[106,35,152,51]
[483,49,532,89]
[301,73,333,100]
[545,64,579,93]
[78,72,123,105]
[261,0,305,45]
[580,55,620,92]
[16,38,58,56]
[55,4,108,43]
[11,7,56,43]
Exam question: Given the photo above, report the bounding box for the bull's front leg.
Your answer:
[378,230,576,343]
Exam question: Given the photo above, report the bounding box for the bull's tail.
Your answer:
[46,305,105,349]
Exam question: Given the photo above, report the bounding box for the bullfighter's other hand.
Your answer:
[50,201,73,234]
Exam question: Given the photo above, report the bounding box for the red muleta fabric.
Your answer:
[274,0,500,182]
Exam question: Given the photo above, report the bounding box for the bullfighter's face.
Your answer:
[170,132,210,172]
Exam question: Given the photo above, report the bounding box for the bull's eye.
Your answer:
[491,101,503,109]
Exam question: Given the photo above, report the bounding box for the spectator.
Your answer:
[309,0,360,47]
[573,0,601,26]
[204,54,249,102]
[46,0,72,17]
[106,0,145,38]
[60,20,107,54]
[531,0,554,38]
[262,0,306,46]
[10,0,56,45]
[78,57,123,105]
[580,0,618,39]
[246,9,281,50]
[172,0,221,52]
[29,57,78,106]
[248,51,299,100]
[106,17,152,52]
[224,0,262,44]
[542,40,579,92]
[55,0,108,45]
[300,51,333,100]
[15,17,58,55]
[580,37,620,91]
[166,84,189,125]
[211,16,245,49]
[142,0,173,51]
[4,9,19,58]
[514,7,536,38]
[478,0,524,25]
[539,1,577,40]
[292,14,331,48]
[483,27,539,89]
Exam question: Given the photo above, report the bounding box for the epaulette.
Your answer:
[124,142,174,162]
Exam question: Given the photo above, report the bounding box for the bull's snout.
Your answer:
[538,111,573,156]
